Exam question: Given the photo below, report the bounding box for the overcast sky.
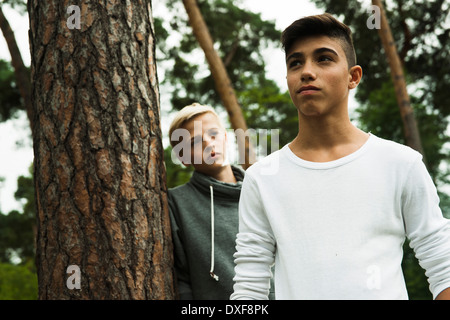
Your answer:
[0,1,327,213]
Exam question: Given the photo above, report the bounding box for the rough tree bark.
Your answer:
[372,0,425,159]
[28,0,175,299]
[182,0,256,169]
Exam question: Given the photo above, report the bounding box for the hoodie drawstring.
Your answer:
[209,185,219,281]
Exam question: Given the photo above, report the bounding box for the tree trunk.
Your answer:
[182,0,256,169]
[372,0,425,159]
[0,6,33,131]
[28,0,175,299]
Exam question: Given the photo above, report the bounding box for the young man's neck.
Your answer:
[289,113,369,162]
[202,164,237,184]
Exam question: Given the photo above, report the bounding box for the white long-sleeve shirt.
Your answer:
[231,134,450,300]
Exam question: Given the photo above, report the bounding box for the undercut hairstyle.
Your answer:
[168,103,222,148]
[281,13,357,68]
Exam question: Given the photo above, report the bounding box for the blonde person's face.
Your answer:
[181,112,228,173]
[286,35,361,118]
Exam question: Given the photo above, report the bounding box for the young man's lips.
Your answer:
[209,152,221,159]
[297,86,320,95]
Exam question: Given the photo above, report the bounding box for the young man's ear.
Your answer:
[348,65,363,89]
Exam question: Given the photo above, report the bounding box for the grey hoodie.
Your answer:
[168,166,245,300]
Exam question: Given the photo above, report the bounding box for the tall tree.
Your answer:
[0,167,35,264]
[0,1,32,129]
[28,0,175,299]
[182,0,255,168]
[158,0,281,111]
[371,0,424,158]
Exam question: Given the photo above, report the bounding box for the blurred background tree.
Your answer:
[0,59,22,121]
[0,165,37,300]
[0,260,37,299]
[0,0,37,300]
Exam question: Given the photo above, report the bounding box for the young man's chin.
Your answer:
[190,159,223,169]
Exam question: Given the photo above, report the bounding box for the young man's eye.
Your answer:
[318,55,333,62]
[191,136,202,146]
[209,129,219,138]
[288,60,302,69]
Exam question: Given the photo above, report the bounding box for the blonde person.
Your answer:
[231,14,450,300]
[168,103,274,299]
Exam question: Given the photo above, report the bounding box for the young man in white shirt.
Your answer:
[231,13,450,300]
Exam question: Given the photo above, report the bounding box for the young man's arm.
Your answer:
[402,157,450,299]
[436,287,450,300]
[230,174,276,300]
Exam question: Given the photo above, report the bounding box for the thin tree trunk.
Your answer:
[28,0,175,299]
[182,0,256,169]
[0,6,33,131]
[372,0,425,159]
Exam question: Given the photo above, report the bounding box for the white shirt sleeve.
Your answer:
[402,157,450,299]
[230,173,276,300]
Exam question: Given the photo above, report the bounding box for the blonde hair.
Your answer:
[168,103,222,147]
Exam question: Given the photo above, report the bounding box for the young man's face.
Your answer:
[180,112,229,175]
[285,35,361,118]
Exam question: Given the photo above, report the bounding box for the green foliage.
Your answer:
[236,76,298,147]
[164,147,193,189]
[0,59,23,122]
[14,164,35,221]
[0,164,35,264]
[356,79,450,182]
[402,242,432,300]
[0,210,35,263]
[155,0,283,113]
[0,261,37,300]
[0,163,37,299]
[438,191,450,218]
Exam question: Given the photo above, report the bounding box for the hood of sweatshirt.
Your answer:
[188,166,244,201]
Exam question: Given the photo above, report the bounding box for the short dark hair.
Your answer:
[281,13,357,68]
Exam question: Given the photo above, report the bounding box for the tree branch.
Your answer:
[0,6,33,133]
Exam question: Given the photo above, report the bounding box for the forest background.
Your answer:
[0,0,449,299]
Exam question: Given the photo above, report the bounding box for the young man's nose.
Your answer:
[301,61,316,81]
